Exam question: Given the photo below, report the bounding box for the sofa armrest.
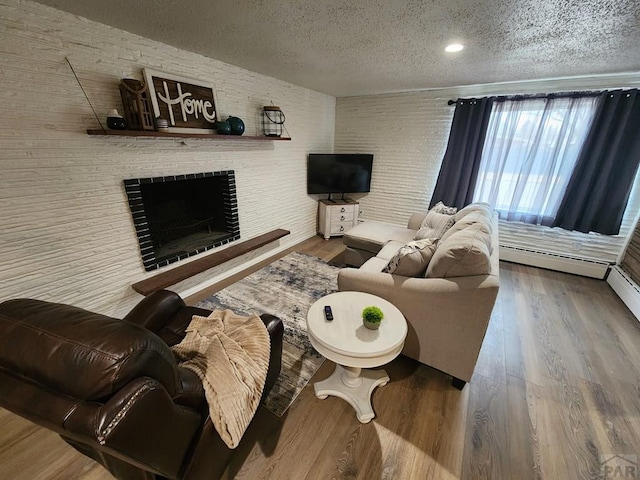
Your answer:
[407,213,427,230]
[87,378,203,478]
[260,314,284,399]
[123,290,186,334]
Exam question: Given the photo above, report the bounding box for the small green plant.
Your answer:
[362,306,384,324]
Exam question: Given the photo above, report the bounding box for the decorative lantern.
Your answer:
[119,79,154,131]
[262,106,286,137]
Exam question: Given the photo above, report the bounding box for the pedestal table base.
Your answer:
[314,364,389,423]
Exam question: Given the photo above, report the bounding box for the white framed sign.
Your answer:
[143,69,220,133]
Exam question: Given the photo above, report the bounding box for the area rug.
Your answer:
[195,251,339,416]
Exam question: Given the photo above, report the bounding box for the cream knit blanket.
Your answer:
[171,309,270,449]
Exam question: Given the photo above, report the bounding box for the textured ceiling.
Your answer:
[34,0,640,97]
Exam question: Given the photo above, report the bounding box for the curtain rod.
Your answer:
[448,90,605,106]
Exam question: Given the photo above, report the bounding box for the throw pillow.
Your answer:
[382,238,438,277]
[431,201,458,215]
[415,210,455,240]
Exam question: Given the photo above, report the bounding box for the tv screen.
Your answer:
[307,154,373,194]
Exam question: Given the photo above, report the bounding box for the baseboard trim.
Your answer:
[499,245,610,279]
[607,266,640,322]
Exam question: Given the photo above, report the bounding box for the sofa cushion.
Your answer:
[440,209,494,245]
[377,240,406,261]
[344,221,417,254]
[454,202,493,222]
[382,239,438,277]
[426,224,492,278]
[415,210,455,240]
[360,256,389,273]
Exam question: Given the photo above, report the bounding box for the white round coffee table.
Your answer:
[307,291,407,423]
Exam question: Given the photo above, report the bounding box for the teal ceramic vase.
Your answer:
[214,120,231,135]
[227,116,245,135]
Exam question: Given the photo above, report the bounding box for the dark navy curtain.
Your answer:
[553,89,640,235]
[429,97,494,209]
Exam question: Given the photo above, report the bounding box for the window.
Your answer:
[472,96,598,225]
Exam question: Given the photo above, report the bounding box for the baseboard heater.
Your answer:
[499,245,611,279]
[607,266,640,323]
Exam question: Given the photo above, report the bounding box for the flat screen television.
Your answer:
[307,153,373,194]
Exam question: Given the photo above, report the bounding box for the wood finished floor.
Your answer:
[1,236,640,480]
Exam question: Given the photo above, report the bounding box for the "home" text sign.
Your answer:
[143,69,220,133]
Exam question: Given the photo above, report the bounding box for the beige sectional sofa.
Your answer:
[338,203,499,388]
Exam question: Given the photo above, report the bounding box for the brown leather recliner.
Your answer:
[0,289,284,480]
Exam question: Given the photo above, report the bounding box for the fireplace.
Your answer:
[124,171,240,271]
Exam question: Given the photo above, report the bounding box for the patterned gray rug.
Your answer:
[195,251,339,416]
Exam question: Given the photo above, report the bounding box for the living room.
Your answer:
[1,0,640,479]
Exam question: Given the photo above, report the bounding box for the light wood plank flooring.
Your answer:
[1,236,639,479]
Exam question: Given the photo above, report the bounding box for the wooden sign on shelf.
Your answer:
[143,69,220,134]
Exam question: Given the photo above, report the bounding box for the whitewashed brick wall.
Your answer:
[3,0,639,319]
[336,74,640,264]
[0,0,335,316]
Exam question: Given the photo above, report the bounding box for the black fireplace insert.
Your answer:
[124,171,240,271]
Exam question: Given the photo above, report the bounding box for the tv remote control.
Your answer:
[324,305,333,321]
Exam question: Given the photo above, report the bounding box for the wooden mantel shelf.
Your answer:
[87,129,291,141]
[131,229,290,296]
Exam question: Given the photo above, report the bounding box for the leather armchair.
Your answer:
[0,290,284,480]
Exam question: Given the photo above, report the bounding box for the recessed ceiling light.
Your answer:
[445,43,464,53]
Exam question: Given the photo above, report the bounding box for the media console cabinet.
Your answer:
[318,199,359,240]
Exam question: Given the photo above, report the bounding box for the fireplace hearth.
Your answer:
[124,171,240,271]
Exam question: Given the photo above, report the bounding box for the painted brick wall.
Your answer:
[0,0,335,316]
[336,75,640,263]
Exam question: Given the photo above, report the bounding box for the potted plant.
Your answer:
[362,306,384,330]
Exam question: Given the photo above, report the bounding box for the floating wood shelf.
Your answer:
[131,228,290,296]
[87,129,291,141]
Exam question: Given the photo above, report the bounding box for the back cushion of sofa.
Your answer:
[440,209,493,245]
[426,224,492,278]
[454,202,494,222]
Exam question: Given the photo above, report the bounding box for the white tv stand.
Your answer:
[318,199,359,240]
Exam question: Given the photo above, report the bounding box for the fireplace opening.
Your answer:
[124,171,240,271]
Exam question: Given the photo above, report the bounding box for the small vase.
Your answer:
[363,319,380,330]
[227,116,245,135]
[214,120,231,135]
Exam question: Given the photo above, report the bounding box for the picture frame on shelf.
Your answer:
[143,69,220,134]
